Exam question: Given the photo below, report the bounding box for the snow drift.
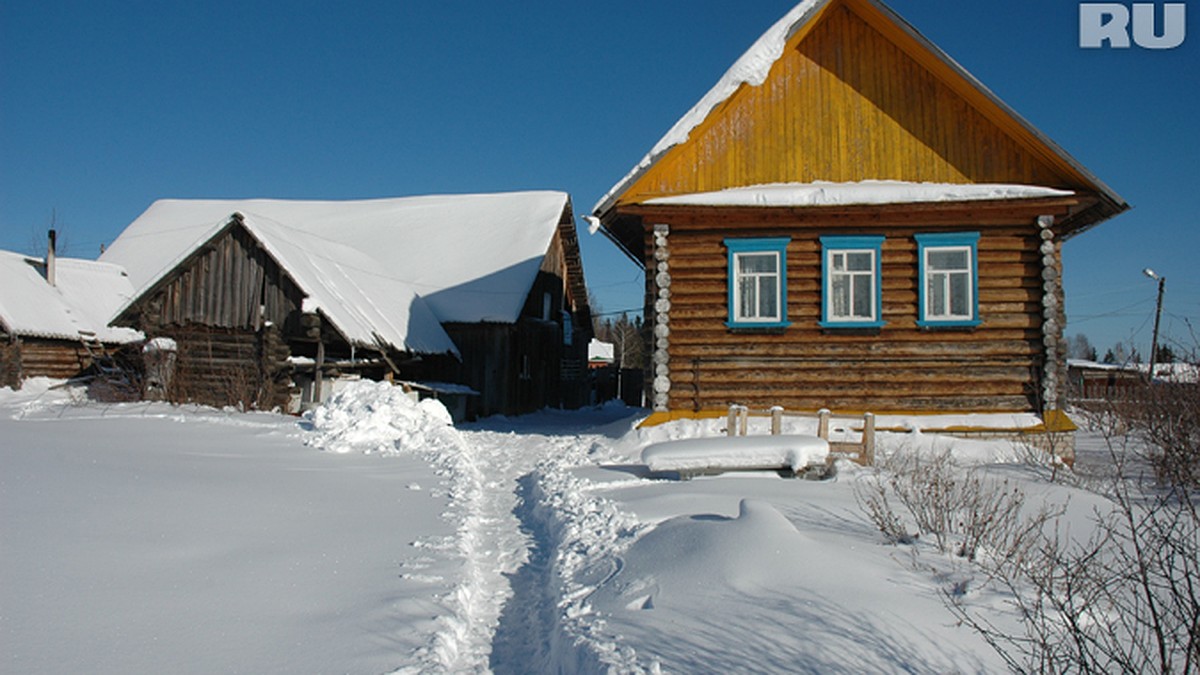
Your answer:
[305,380,453,455]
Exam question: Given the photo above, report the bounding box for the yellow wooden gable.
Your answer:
[604,0,1124,228]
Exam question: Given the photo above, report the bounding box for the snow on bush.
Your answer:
[305,380,452,455]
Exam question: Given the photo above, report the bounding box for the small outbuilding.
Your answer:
[0,236,142,389]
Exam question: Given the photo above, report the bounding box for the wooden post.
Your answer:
[313,338,325,405]
[738,406,749,436]
[817,408,831,440]
[863,413,876,466]
[727,404,738,437]
[770,406,783,435]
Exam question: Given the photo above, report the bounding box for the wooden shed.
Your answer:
[102,192,592,417]
[592,0,1127,420]
[0,239,142,389]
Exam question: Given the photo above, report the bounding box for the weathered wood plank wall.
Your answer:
[131,224,304,332]
[622,2,1076,205]
[637,200,1073,412]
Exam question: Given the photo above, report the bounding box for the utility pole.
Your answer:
[1143,268,1166,381]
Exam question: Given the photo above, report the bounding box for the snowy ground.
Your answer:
[2,380,1121,673]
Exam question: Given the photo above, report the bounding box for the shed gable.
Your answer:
[119,221,305,334]
[618,0,1097,207]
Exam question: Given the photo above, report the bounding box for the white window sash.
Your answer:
[733,251,781,322]
[827,249,877,322]
[923,246,973,321]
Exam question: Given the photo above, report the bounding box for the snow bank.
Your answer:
[305,380,452,455]
[641,434,829,473]
[593,499,813,605]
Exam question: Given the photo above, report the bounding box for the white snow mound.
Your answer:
[594,499,811,607]
[305,380,452,455]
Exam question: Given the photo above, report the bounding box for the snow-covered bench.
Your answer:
[641,434,830,479]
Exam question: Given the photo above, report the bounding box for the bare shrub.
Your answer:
[855,450,1061,562]
[1121,381,1200,488]
[945,421,1200,673]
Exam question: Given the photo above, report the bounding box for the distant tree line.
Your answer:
[1068,333,1189,366]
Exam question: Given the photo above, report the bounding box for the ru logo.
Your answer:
[1080,3,1187,48]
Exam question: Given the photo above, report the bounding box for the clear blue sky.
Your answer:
[2,0,1196,359]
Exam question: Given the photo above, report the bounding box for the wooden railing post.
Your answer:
[817,408,831,440]
[738,405,749,436]
[727,405,738,437]
[770,406,783,435]
[863,412,876,466]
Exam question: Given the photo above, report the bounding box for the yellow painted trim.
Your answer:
[638,410,730,428]
[1037,409,1079,434]
[637,407,1078,434]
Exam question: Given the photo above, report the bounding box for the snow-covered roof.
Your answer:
[101,192,573,355]
[1069,358,1199,384]
[643,181,1074,208]
[588,338,615,363]
[0,249,142,344]
[591,0,1125,223]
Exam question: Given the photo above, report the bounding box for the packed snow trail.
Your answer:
[385,404,646,673]
[302,382,647,672]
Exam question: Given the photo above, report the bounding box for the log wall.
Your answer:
[0,339,94,383]
[1,339,22,388]
[154,324,292,411]
[636,201,1073,413]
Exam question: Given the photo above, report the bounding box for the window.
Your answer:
[916,233,980,327]
[724,238,791,329]
[820,235,884,328]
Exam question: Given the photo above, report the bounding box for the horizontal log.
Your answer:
[677,360,1031,374]
[676,393,1034,413]
[668,338,1041,358]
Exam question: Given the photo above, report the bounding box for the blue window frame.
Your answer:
[724,237,791,329]
[916,232,981,328]
[820,235,885,329]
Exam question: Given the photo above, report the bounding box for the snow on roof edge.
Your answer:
[640,181,1075,207]
[591,0,826,217]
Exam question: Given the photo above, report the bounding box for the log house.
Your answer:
[592,0,1127,424]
